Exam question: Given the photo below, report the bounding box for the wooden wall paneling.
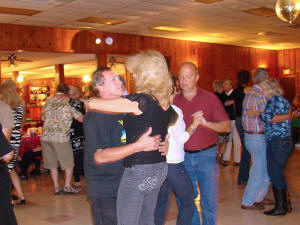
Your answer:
[296,49,300,74]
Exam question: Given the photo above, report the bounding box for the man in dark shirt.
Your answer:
[84,67,161,225]
[222,79,241,166]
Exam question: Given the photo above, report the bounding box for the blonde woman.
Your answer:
[87,50,176,225]
[0,81,26,205]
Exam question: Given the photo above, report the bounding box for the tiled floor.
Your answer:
[14,149,300,225]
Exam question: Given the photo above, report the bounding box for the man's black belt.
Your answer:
[185,143,217,154]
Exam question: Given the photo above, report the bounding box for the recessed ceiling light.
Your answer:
[78,17,127,25]
[151,26,187,32]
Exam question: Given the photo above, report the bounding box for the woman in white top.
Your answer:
[154,91,201,225]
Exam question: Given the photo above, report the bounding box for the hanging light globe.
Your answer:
[275,0,300,23]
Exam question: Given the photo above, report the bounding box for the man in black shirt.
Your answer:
[84,67,161,225]
[222,79,242,166]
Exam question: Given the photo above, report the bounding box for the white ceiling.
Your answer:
[0,0,299,50]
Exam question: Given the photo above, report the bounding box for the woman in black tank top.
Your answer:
[87,50,175,225]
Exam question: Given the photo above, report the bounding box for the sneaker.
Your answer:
[63,186,80,194]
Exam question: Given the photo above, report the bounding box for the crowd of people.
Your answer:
[0,49,297,225]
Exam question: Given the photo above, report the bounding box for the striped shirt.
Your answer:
[242,85,267,133]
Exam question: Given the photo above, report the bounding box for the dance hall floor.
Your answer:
[14,149,300,225]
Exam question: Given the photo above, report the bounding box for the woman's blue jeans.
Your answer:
[117,162,167,225]
[154,162,195,225]
[266,136,292,189]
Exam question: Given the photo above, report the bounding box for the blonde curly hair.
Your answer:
[0,81,24,109]
[125,50,173,108]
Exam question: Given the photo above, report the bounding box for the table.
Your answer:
[19,135,41,157]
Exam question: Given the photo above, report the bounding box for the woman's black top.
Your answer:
[124,93,176,167]
[0,123,12,169]
[69,99,85,153]
[232,86,245,117]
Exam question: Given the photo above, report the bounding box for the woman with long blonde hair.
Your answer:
[87,50,176,225]
[0,80,26,205]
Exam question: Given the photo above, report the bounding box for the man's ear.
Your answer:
[196,74,199,82]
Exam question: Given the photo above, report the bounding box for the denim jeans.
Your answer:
[154,162,195,225]
[90,196,117,225]
[242,133,269,206]
[117,162,167,225]
[235,117,251,184]
[267,136,293,189]
[183,146,219,225]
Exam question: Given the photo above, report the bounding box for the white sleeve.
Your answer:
[168,105,190,145]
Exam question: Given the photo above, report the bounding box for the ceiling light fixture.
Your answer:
[275,0,300,23]
[105,37,113,45]
[95,38,101,45]
[152,26,187,32]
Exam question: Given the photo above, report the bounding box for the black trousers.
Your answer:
[0,166,18,225]
[90,196,117,225]
[19,150,42,175]
[73,151,84,182]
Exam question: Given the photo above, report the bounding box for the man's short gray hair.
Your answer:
[91,67,111,94]
[253,68,269,84]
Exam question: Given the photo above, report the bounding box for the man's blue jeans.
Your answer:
[242,133,269,206]
[155,162,195,225]
[183,146,219,225]
[267,136,292,189]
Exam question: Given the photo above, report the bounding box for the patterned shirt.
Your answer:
[41,94,82,143]
[242,85,267,133]
[260,96,291,141]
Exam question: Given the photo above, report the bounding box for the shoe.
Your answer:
[264,187,287,216]
[63,186,80,194]
[54,186,62,195]
[16,195,26,205]
[19,174,28,180]
[241,203,265,210]
[12,194,18,200]
[256,198,274,205]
